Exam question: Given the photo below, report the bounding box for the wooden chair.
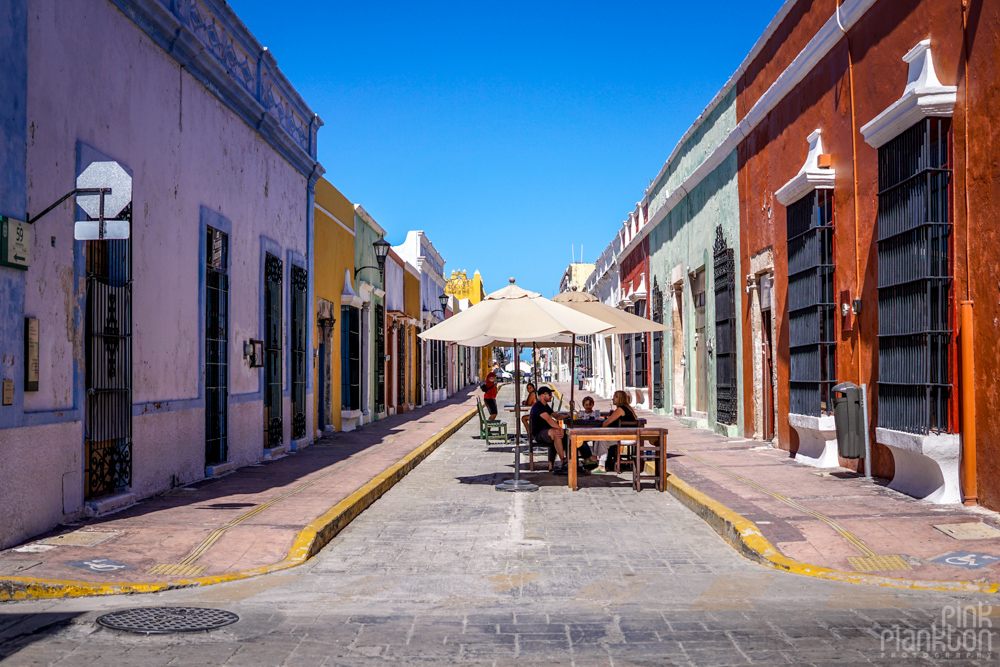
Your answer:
[613,420,641,473]
[633,428,667,492]
[525,419,554,472]
[476,398,508,446]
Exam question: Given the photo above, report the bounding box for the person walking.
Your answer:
[481,372,499,420]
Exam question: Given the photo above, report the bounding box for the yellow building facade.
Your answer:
[313,178,357,433]
[444,269,491,379]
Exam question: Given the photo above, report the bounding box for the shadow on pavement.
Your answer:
[0,612,84,660]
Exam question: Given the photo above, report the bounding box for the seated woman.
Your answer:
[521,383,537,433]
[593,390,638,473]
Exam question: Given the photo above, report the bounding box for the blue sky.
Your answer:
[230,0,783,296]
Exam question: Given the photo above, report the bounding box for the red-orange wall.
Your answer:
[736,0,999,505]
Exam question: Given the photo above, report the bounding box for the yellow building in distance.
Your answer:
[313,178,357,433]
[444,270,491,378]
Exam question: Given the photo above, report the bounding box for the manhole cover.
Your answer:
[96,607,238,634]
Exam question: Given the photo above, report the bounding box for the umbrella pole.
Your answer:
[496,337,537,492]
[532,344,538,390]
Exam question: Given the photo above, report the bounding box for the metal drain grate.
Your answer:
[96,607,239,634]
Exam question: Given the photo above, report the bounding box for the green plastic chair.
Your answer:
[476,398,508,446]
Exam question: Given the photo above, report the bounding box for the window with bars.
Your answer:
[264,253,283,448]
[341,305,360,410]
[623,325,633,387]
[651,280,664,409]
[786,190,837,416]
[633,299,648,387]
[290,266,307,438]
[397,324,406,406]
[205,227,229,464]
[375,304,385,414]
[877,118,953,434]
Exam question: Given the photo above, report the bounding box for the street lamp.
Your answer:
[354,237,392,279]
[432,292,450,317]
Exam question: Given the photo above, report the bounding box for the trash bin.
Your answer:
[832,382,865,459]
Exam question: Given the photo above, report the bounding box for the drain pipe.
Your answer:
[861,383,871,478]
[959,0,977,507]
[960,301,977,505]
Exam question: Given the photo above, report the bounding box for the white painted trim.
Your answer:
[641,0,878,237]
[342,269,363,308]
[643,0,800,198]
[775,130,836,206]
[314,202,355,236]
[860,40,957,148]
[354,204,386,236]
[403,260,421,279]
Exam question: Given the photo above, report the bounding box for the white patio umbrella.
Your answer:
[420,278,612,492]
[551,289,670,420]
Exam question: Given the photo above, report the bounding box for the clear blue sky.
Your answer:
[230,1,783,296]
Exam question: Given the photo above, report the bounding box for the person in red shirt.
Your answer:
[481,373,499,419]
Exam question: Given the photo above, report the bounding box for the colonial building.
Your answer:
[394,231,450,405]
[0,0,321,548]
[736,0,1000,508]
[313,178,357,433]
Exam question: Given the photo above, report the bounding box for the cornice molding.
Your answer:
[108,0,323,179]
[775,130,836,206]
[860,40,957,149]
[641,0,878,240]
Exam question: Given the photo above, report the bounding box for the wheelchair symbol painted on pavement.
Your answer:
[66,558,135,573]
[931,551,1000,570]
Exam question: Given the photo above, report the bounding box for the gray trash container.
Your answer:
[832,382,865,459]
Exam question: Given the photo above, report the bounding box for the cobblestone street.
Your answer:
[1,390,997,665]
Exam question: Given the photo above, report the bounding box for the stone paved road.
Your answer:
[1,388,998,665]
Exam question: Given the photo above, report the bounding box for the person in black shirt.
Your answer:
[530,387,592,474]
[530,386,570,473]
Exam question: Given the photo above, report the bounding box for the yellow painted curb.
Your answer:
[0,407,477,601]
[666,472,1000,594]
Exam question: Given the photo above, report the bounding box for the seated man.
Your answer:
[529,387,592,475]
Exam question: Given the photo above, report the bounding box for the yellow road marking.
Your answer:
[675,448,908,569]
[158,425,421,572]
[1,406,476,600]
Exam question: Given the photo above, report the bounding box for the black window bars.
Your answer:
[786,190,837,416]
[263,253,283,449]
[205,226,229,465]
[290,265,307,439]
[876,118,953,434]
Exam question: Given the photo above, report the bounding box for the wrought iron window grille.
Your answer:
[876,118,953,434]
[786,190,837,417]
[714,226,738,425]
[290,265,307,439]
[341,305,361,410]
[206,227,229,465]
[84,205,133,499]
[264,253,283,449]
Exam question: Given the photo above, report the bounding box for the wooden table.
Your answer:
[565,426,664,491]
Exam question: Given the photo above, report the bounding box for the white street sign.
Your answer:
[76,161,132,219]
[1,217,30,269]
[74,219,130,241]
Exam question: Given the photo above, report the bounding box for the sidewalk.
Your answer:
[0,390,477,599]
[551,382,1000,591]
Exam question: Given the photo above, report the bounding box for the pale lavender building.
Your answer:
[0,0,323,548]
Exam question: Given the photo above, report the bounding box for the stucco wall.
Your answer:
[313,178,355,433]
[650,151,742,434]
[738,0,1000,496]
[2,0,312,546]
